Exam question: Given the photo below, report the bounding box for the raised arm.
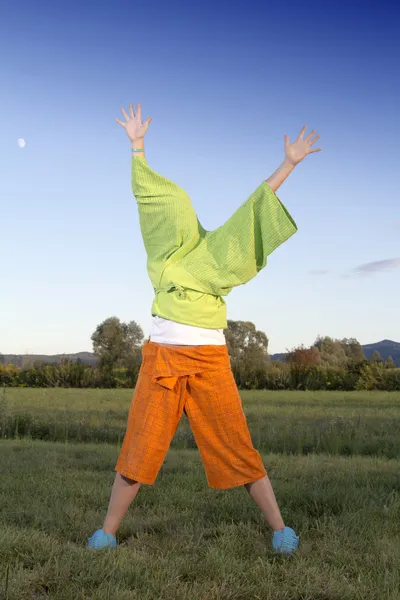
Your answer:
[116,102,151,158]
[115,103,200,286]
[266,126,322,192]
[179,126,322,296]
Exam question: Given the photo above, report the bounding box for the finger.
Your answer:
[136,102,142,122]
[297,126,307,140]
[121,107,130,121]
[284,134,290,148]
[115,118,126,128]
[309,134,321,146]
[308,147,322,153]
[129,103,135,118]
[144,117,152,130]
[305,129,316,142]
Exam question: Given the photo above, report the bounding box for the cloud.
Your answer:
[308,269,329,276]
[345,258,400,278]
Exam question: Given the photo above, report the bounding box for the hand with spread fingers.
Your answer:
[116,103,152,146]
[284,127,322,166]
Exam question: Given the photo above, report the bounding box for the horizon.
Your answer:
[1,0,399,355]
[2,338,399,359]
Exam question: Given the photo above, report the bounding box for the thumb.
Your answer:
[284,134,290,148]
[145,117,152,129]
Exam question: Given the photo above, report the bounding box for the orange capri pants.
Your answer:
[116,341,266,489]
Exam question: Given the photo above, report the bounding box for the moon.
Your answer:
[17,138,26,148]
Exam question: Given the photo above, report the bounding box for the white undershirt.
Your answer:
[150,316,226,346]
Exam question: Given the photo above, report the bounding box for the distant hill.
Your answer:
[361,340,400,364]
[2,340,400,368]
[271,340,400,366]
[0,352,98,368]
[270,352,286,362]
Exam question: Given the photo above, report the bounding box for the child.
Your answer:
[88,103,321,554]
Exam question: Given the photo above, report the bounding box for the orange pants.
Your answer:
[116,341,266,489]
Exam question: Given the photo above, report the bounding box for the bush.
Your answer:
[356,364,400,391]
[382,369,400,391]
[0,361,139,389]
[0,365,20,387]
[1,358,399,391]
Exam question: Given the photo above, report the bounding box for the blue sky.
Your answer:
[1,0,399,355]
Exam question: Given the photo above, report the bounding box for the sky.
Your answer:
[0,0,399,355]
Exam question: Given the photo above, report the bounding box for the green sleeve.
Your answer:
[180,181,298,295]
[131,157,200,269]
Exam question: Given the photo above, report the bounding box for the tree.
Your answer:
[91,317,144,369]
[386,356,396,369]
[224,320,268,361]
[287,345,320,367]
[286,345,321,391]
[371,350,382,363]
[340,338,366,364]
[224,320,269,388]
[313,336,347,367]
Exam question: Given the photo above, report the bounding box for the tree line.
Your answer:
[1,318,399,390]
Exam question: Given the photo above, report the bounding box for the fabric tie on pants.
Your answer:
[150,342,226,390]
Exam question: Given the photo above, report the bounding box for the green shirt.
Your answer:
[132,156,297,329]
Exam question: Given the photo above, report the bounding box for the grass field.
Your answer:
[2,388,400,457]
[1,389,400,599]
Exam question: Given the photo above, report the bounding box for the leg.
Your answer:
[102,473,141,536]
[245,475,285,531]
[89,344,186,548]
[245,476,299,554]
[185,365,267,490]
[184,356,299,554]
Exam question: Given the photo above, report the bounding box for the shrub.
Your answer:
[0,359,399,391]
[356,364,400,391]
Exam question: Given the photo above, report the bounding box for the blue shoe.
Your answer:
[88,529,117,550]
[272,526,299,555]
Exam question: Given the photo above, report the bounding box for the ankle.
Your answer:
[272,519,285,532]
[103,531,117,538]
[102,524,117,537]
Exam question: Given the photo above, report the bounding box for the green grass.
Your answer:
[1,389,400,599]
[2,388,400,457]
[0,440,400,599]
